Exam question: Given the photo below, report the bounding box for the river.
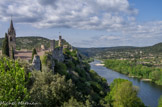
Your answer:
[90,60,162,107]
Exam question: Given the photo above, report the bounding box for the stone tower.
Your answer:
[50,39,55,51]
[7,19,16,58]
[58,35,63,47]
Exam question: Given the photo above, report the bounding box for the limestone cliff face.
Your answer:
[52,47,64,62]
[32,55,41,71]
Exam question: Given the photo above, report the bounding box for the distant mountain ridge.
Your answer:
[77,42,162,57]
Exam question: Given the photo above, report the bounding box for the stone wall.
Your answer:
[52,47,64,62]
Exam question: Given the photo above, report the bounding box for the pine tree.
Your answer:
[2,33,9,57]
[32,48,37,61]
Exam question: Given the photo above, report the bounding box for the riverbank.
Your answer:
[90,60,162,107]
[141,79,152,81]
[128,76,152,81]
[95,63,105,66]
[106,65,155,84]
[104,59,162,86]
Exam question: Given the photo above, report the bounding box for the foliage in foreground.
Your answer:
[0,49,146,107]
[62,97,85,107]
[30,71,75,106]
[0,57,30,105]
[159,96,162,107]
[104,78,145,107]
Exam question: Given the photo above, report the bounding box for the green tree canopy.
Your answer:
[105,79,144,107]
[30,71,75,107]
[158,96,162,107]
[0,57,30,105]
[113,81,144,107]
[62,97,85,107]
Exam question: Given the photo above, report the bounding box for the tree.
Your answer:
[158,96,162,107]
[62,97,85,107]
[2,33,9,57]
[30,71,75,107]
[55,62,67,75]
[0,57,30,105]
[32,48,37,61]
[106,79,145,107]
[113,81,144,107]
[11,47,15,59]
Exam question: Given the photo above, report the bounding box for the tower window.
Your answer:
[10,37,12,41]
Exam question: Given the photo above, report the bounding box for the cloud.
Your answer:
[0,0,161,47]
[0,0,137,29]
[39,0,57,6]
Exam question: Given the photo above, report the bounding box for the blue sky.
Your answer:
[0,0,162,47]
[130,0,162,21]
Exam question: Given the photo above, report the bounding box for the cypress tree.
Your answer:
[2,33,9,57]
[11,47,15,59]
[32,48,37,61]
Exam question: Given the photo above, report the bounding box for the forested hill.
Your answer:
[77,46,136,57]
[0,36,69,50]
[77,43,162,58]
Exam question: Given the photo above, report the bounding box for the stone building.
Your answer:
[50,40,55,51]
[52,47,64,62]
[41,45,45,50]
[63,45,68,49]
[4,20,67,65]
[7,19,16,58]
[58,35,63,47]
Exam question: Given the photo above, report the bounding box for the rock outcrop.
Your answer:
[32,55,41,71]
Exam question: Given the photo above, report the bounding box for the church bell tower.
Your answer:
[7,19,16,58]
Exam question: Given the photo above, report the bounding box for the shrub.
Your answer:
[55,62,67,75]
[0,57,30,105]
[62,97,85,107]
[30,71,75,106]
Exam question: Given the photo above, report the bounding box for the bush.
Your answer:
[41,53,54,71]
[62,97,85,107]
[66,61,75,70]
[158,96,162,107]
[55,62,67,75]
[30,71,75,106]
[0,57,30,105]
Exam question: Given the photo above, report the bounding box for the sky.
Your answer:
[0,0,162,48]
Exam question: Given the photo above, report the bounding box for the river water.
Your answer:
[90,60,162,107]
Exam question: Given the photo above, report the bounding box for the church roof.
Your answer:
[9,19,14,31]
[8,19,16,35]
